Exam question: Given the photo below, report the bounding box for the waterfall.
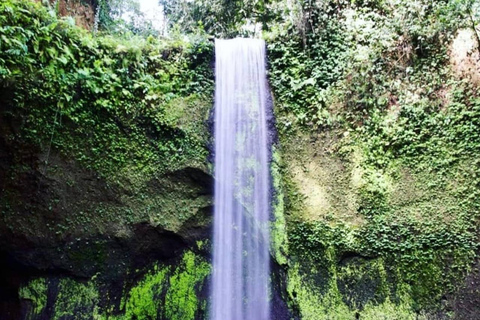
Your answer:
[211,38,271,320]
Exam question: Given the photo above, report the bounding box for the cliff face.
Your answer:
[266,1,480,318]
[57,0,96,29]
[32,0,96,29]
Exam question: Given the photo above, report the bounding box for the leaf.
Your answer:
[56,55,68,65]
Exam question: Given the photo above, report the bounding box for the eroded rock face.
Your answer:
[0,120,297,320]
[450,258,480,320]
[0,125,214,317]
[32,0,96,29]
[450,29,480,86]
[58,0,96,30]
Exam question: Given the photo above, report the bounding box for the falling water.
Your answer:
[211,39,271,320]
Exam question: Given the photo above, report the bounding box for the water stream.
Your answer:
[210,38,271,320]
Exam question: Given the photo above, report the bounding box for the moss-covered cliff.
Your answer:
[1,0,480,319]
[266,0,480,318]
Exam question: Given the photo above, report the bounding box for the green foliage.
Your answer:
[0,0,214,183]
[267,0,348,131]
[360,296,422,320]
[161,0,280,37]
[286,180,476,311]
[287,259,425,319]
[289,217,476,312]
[266,0,479,132]
[287,264,354,320]
[95,0,151,35]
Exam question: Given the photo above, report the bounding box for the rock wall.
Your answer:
[32,0,96,29]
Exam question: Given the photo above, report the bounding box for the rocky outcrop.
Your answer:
[32,0,96,29]
[0,126,214,317]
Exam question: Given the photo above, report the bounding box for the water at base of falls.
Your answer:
[210,38,271,320]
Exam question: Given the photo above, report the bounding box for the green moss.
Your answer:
[278,98,478,314]
[270,147,289,266]
[122,250,211,320]
[53,277,100,320]
[125,265,169,319]
[287,257,433,319]
[281,129,477,315]
[336,258,390,309]
[20,277,105,320]
[196,240,206,250]
[360,296,421,320]
[18,250,211,320]
[165,251,211,320]
[19,278,48,318]
[287,263,354,320]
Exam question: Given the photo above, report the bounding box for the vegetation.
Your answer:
[0,0,214,239]
[265,0,480,317]
[0,0,213,181]
[161,0,282,37]
[19,250,210,320]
